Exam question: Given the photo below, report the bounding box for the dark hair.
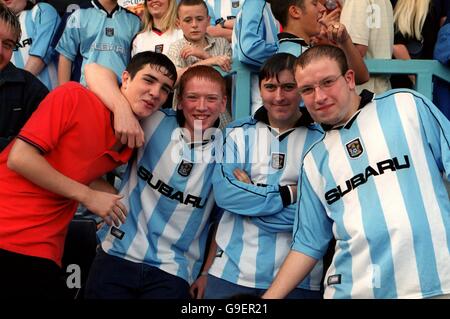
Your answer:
[125,51,177,83]
[259,52,297,86]
[296,45,348,75]
[0,2,21,42]
[177,0,209,17]
[177,65,226,98]
[268,0,304,27]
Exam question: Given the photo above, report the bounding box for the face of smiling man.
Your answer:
[178,76,226,139]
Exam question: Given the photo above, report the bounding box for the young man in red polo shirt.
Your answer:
[0,51,177,299]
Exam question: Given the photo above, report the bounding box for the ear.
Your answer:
[176,17,181,28]
[121,70,131,90]
[177,97,183,110]
[288,4,302,19]
[344,69,356,90]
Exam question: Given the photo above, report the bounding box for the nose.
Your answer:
[148,84,161,100]
[313,86,327,102]
[197,97,207,111]
[274,87,284,101]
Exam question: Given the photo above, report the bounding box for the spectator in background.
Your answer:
[205,0,244,42]
[340,0,394,94]
[2,0,60,90]
[167,0,232,127]
[231,0,280,114]
[167,0,231,81]
[131,0,183,57]
[391,0,445,89]
[269,0,369,85]
[0,2,48,152]
[232,0,278,67]
[433,14,450,120]
[56,0,140,86]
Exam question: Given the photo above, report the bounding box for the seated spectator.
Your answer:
[0,3,48,152]
[3,0,60,90]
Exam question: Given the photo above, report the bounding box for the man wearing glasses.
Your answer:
[263,45,450,299]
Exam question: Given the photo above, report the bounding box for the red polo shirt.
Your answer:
[0,82,132,266]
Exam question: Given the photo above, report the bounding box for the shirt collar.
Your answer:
[92,0,120,18]
[254,106,314,127]
[253,106,315,140]
[278,32,309,47]
[182,34,216,50]
[0,63,25,84]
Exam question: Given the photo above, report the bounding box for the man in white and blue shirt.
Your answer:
[56,0,140,86]
[264,45,450,299]
[204,53,323,299]
[85,65,227,299]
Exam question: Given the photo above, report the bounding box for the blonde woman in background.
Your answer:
[131,0,183,57]
[391,0,445,88]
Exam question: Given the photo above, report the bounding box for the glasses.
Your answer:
[298,74,343,96]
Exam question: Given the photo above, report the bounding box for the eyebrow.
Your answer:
[143,74,173,91]
[2,39,15,45]
[263,82,297,86]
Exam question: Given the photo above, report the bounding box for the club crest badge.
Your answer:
[178,160,193,177]
[346,138,364,158]
[271,153,285,170]
[232,1,240,8]
[105,27,114,37]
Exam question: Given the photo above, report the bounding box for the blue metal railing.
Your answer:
[227,59,450,120]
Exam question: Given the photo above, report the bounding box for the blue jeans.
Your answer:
[84,248,190,299]
[204,275,322,299]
